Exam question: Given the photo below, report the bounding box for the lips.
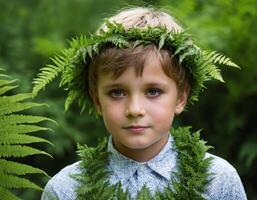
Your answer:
[123,125,149,133]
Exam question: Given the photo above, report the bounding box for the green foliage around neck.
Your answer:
[0,68,54,200]
[32,21,239,115]
[73,126,213,200]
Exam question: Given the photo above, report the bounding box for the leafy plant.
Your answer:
[32,21,239,114]
[0,68,53,200]
[74,126,212,200]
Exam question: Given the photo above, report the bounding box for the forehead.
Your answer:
[95,44,170,80]
[97,55,173,85]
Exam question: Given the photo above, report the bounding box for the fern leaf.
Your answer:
[196,60,224,82]
[32,63,62,97]
[0,73,10,78]
[30,21,240,111]
[0,145,51,158]
[0,114,56,126]
[0,93,32,106]
[64,90,80,111]
[158,33,167,49]
[0,79,17,86]
[104,35,130,48]
[179,47,199,64]
[0,124,50,134]
[0,187,21,200]
[0,133,52,145]
[0,159,47,176]
[0,174,42,190]
[135,185,154,200]
[0,69,53,198]
[206,64,224,82]
[203,51,240,68]
[50,55,66,68]
[0,85,19,96]
[0,102,47,115]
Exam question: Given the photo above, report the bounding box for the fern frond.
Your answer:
[203,51,240,68]
[0,102,47,115]
[170,127,213,199]
[0,124,50,134]
[0,79,17,87]
[0,85,18,96]
[103,35,130,48]
[64,90,80,111]
[31,22,240,111]
[136,185,154,200]
[0,133,52,145]
[0,73,9,78]
[0,187,21,200]
[0,174,42,190]
[0,145,51,158]
[32,63,62,97]
[0,69,53,198]
[0,114,56,126]
[0,93,32,105]
[0,159,47,176]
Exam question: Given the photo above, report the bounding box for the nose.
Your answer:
[125,95,145,118]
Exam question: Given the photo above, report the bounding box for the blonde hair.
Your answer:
[99,7,183,32]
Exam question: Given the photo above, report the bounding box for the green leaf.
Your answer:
[0,124,50,134]
[0,133,52,145]
[0,174,42,190]
[0,145,51,158]
[32,63,62,97]
[0,79,17,87]
[0,102,47,115]
[0,187,21,200]
[158,33,167,49]
[0,114,56,126]
[0,69,53,198]
[0,93,32,106]
[0,159,47,176]
[0,85,18,96]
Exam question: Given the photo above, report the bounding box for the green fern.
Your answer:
[74,126,213,200]
[32,22,239,113]
[0,68,53,200]
[136,186,155,200]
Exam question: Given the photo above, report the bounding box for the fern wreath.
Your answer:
[32,21,239,113]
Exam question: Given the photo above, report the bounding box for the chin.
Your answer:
[126,140,153,150]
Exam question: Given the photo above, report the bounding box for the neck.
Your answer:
[112,134,169,162]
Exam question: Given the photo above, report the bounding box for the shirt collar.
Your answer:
[108,134,177,183]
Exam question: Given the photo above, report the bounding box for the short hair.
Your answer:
[88,7,190,102]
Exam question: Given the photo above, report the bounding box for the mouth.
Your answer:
[123,125,150,133]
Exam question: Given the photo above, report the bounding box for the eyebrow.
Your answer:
[102,82,169,90]
[102,83,124,90]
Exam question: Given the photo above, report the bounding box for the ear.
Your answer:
[95,104,102,115]
[175,88,189,115]
[92,94,102,115]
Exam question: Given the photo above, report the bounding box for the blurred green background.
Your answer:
[1,0,256,199]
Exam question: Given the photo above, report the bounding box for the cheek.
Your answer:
[148,100,176,129]
[152,109,175,128]
[101,103,123,130]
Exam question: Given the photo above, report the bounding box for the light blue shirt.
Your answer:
[41,136,247,200]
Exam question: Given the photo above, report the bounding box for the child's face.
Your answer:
[95,56,188,161]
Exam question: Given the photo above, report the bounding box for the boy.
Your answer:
[38,7,247,200]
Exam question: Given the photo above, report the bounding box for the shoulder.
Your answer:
[206,153,236,175]
[41,161,82,200]
[204,153,247,200]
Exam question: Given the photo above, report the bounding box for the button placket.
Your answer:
[137,164,147,189]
